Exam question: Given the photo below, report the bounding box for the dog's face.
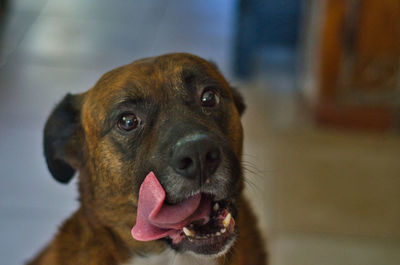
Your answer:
[44,53,245,256]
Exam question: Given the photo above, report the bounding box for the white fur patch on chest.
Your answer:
[124,250,217,265]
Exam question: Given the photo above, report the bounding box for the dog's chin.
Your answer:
[164,198,237,257]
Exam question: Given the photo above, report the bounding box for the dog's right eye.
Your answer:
[201,89,220,108]
[117,113,140,131]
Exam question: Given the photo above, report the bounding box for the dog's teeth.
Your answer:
[206,234,211,237]
[223,213,232,228]
[183,227,195,237]
[216,232,221,236]
[220,228,226,233]
[213,203,220,211]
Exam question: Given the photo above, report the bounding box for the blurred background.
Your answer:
[0,0,399,264]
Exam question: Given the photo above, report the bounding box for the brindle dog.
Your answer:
[28,53,266,265]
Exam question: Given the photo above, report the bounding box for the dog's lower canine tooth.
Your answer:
[216,232,221,236]
[213,203,219,211]
[183,227,195,237]
[223,213,231,228]
[221,228,226,233]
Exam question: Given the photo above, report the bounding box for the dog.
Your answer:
[27,53,267,265]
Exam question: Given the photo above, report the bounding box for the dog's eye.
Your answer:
[117,113,140,131]
[201,89,220,107]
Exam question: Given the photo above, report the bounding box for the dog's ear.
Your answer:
[230,87,246,116]
[44,93,83,184]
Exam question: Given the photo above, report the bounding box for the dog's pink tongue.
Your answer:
[131,172,210,241]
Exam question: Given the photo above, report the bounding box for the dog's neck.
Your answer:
[124,250,218,265]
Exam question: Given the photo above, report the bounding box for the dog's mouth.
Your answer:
[131,172,236,256]
[167,198,236,256]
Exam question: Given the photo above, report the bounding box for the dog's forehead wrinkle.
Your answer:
[92,60,228,113]
[129,55,219,95]
[91,67,161,104]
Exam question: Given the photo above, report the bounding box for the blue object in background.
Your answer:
[233,0,301,79]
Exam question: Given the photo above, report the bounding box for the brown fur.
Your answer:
[28,53,267,265]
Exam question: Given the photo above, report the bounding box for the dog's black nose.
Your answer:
[170,134,221,181]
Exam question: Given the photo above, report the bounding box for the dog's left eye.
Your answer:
[117,113,140,131]
[201,89,220,107]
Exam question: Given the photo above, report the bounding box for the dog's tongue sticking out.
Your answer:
[131,172,211,241]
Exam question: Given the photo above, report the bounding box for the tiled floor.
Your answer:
[1,1,399,265]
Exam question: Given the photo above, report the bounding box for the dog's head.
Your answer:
[44,53,246,257]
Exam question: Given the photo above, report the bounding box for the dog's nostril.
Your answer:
[178,157,193,170]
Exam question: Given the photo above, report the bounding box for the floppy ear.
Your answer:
[230,87,246,116]
[43,93,83,184]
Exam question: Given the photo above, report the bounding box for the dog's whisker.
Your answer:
[241,164,265,195]
[243,178,263,195]
[243,171,264,185]
[241,161,265,174]
[242,165,265,182]
[242,153,259,158]
[242,165,262,176]
[241,161,262,169]
[243,160,276,174]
